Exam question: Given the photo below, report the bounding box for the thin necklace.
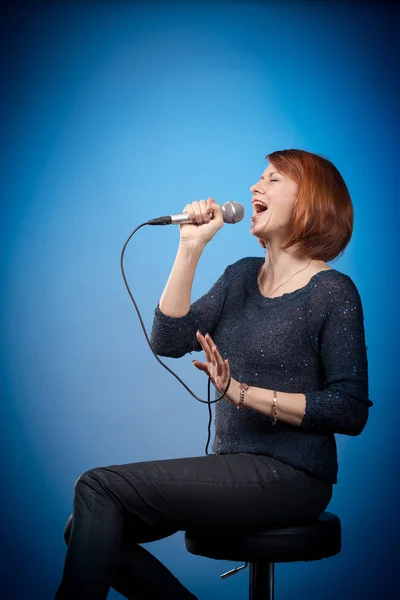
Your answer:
[261,258,313,298]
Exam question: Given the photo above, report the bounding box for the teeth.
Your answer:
[253,201,268,212]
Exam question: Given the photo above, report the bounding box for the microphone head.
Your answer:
[221,201,244,224]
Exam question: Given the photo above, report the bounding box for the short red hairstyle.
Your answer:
[258,149,354,262]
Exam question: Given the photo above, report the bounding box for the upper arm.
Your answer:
[301,273,373,434]
[150,265,232,358]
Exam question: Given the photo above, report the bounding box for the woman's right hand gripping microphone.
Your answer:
[179,197,225,247]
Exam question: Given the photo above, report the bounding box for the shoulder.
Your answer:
[226,256,263,273]
[313,268,360,293]
[223,256,263,282]
[308,268,364,311]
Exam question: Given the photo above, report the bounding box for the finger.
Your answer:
[194,360,217,387]
[192,360,209,374]
[206,197,214,219]
[204,333,224,379]
[196,331,213,363]
[207,197,223,224]
[222,359,231,388]
[215,358,230,391]
[195,330,207,351]
[190,201,201,224]
[199,199,210,224]
[182,204,196,224]
[204,333,218,363]
[212,345,225,378]
[205,336,223,381]
[192,200,210,225]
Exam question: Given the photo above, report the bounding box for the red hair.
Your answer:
[258,149,354,262]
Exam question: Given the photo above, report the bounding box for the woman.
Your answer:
[54,149,372,599]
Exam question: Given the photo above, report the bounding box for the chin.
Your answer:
[251,232,267,249]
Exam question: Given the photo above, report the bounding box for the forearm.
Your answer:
[226,379,306,427]
[226,379,370,434]
[159,241,206,317]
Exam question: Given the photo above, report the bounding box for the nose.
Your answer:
[250,180,264,194]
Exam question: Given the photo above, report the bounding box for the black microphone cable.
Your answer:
[120,221,231,455]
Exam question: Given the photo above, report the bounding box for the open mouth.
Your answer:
[252,200,268,215]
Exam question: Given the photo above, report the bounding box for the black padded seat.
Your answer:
[185,512,341,599]
[185,511,341,563]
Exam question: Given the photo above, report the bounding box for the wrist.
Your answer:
[226,379,241,406]
[178,240,207,255]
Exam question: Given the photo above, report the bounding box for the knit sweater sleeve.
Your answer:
[149,264,232,358]
[302,272,373,436]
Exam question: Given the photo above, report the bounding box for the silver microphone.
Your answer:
[148,201,244,226]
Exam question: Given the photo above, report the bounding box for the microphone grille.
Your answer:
[222,201,244,224]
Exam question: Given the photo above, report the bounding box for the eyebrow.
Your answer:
[261,171,279,179]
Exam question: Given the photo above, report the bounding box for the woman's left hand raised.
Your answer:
[192,331,231,395]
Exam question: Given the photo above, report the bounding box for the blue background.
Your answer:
[1,1,399,598]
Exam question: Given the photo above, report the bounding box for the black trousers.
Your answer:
[54,453,333,600]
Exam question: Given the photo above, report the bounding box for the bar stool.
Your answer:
[185,511,341,599]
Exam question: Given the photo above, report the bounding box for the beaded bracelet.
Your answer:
[271,390,278,426]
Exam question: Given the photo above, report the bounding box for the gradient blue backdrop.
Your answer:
[1,1,399,598]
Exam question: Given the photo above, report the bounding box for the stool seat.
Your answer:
[185,511,341,563]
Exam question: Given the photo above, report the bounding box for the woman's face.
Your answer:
[250,163,298,243]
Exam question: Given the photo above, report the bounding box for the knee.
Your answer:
[64,469,110,545]
[73,467,120,504]
[74,468,104,494]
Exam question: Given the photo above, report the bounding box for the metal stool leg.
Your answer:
[249,562,274,600]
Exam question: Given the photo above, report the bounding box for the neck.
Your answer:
[261,244,312,287]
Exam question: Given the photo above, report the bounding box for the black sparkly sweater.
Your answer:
[150,257,373,483]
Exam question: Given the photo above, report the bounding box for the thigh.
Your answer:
[88,453,331,535]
